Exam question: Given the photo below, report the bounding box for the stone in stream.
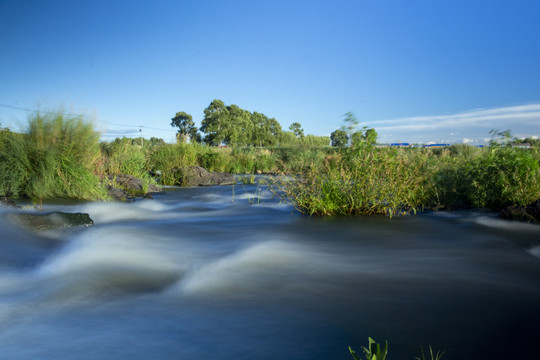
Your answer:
[176,166,236,186]
[8,212,94,231]
[107,174,163,200]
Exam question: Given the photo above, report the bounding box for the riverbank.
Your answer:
[1,112,539,218]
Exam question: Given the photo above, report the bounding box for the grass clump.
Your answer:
[0,111,107,205]
[272,144,433,216]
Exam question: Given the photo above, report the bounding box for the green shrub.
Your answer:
[466,147,540,209]
[273,145,434,216]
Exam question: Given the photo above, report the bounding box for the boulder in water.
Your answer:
[9,212,94,231]
[107,174,163,200]
[177,166,236,186]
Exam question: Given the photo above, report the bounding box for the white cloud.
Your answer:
[366,103,540,143]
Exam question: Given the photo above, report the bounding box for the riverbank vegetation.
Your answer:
[1,109,539,217]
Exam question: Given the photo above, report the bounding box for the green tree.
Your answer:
[364,128,378,144]
[289,122,304,139]
[251,112,282,147]
[171,111,197,143]
[330,129,348,147]
[225,104,253,146]
[201,99,229,146]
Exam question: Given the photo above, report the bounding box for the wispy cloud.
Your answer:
[367,104,540,144]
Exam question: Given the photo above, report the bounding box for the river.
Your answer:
[1,182,539,359]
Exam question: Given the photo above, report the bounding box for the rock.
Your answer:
[176,166,236,186]
[9,212,94,231]
[0,197,21,209]
[107,174,163,199]
[106,185,134,201]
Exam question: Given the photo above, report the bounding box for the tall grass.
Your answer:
[272,143,540,216]
[0,112,107,204]
[272,145,434,216]
[25,112,106,204]
[0,130,30,197]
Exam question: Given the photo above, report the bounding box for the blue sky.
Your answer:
[1,0,539,144]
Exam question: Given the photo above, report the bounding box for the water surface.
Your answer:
[1,183,539,359]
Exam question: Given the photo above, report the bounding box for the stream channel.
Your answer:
[0,180,540,359]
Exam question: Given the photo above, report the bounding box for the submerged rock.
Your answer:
[9,211,94,231]
[177,166,236,186]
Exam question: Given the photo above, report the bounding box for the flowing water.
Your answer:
[1,182,540,359]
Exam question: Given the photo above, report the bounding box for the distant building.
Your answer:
[511,143,531,149]
[423,143,450,148]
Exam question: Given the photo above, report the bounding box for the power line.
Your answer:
[0,102,175,133]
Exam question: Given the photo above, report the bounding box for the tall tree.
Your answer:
[201,99,229,146]
[289,122,304,138]
[330,129,348,147]
[170,111,196,143]
[251,112,282,147]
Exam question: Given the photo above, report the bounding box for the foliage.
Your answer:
[200,99,282,147]
[0,130,30,197]
[170,111,197,143]
[349,338,388,360]
[272,145,433,216]
[349,338,444,360]
[7,111,108,204]
[100,137,149,180]
[414,346,445,360]
[289,122,304,138]
[331,129,348,147]
[466,147,540,209]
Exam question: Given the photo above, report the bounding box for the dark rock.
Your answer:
[177,166,236,186]
[107,174,163,199]
[106,185,133,201]
[0,197,21,209]
[9,212,94,231]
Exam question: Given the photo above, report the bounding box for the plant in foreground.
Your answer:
[350,337,388,360]
[349,338,444,360]
[414,346,445,360]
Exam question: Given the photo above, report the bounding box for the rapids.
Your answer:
[0,182,539,359]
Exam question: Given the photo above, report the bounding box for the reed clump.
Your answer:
[272,144,434,216]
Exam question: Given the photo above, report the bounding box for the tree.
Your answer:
[251,112,282,147]
[364,128,378,145]
[489,129,513,147]
[330,129,348,147]
[171,111,196,143]
[289,122,304,139]
[200,99,229,146]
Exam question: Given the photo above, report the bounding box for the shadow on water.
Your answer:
[0,184,540,359]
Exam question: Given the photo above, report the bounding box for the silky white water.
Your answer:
[1,183,539,359]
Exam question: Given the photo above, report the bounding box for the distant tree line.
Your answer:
[171,99,329,147]
[170,100,379,148]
